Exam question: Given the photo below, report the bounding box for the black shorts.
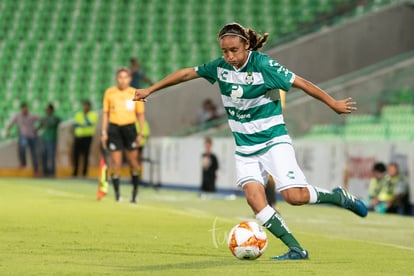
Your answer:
[107,123,138,151]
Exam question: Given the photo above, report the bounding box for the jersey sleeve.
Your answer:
[195,58,221,84]
[259,54,296,92]
[103,89,110,112]
[135,101,145,114]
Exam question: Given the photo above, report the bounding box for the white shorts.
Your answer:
[235,143,308,192]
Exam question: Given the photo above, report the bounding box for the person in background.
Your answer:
[5,102,41,176]
[72,100,98,177]
[101,68,145,203]
[373,162,407,213]
[196,99,226,125]
[38,104,61,177]
[366,162,387,211]
[200,137,219,196]
[386,163,409,214]
[136,119,151,173]
[130,58,154,89]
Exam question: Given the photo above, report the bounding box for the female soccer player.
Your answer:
[102,68,145,203]
[133,23,367,260]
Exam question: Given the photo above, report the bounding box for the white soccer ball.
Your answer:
[228,221,268,260]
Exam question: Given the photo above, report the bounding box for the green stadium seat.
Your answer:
[0,0,396,138]
[309,124,340,135]
[388,124,414,141]
[344,123,387,141]
[346,114,377,125]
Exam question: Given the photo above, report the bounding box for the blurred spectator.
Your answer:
[367,162,387,210]
[136,119,151,173]
[387,163,410,215]
[196,99,225,125]
[72,100,98,177]
[5,103,41,176]
[38,104,61,177]
[200,137,219,195]
[371,162,409,214]
[130,58,154,89]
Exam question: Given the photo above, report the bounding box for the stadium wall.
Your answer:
[285,54,414,136]
[143,137,414,204]
[267,2,414,83]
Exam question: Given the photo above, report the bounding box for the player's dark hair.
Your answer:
[20,102,27,108]
[218,23,269,51]
[372,162,386,173]
[205,137,212,144]
[47,103,54,111]
[82,99,91,107]
[116,67,131,76]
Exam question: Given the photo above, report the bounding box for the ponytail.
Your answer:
[245,28,269,51]
[218,23,269,51]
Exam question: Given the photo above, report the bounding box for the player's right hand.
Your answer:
[133,89,150,102]
[101,134,108,150]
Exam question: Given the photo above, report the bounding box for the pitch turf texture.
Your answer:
[1,179,413,275]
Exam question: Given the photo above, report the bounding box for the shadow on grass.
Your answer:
[118,259,241,272]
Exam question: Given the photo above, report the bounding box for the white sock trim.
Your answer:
[306,185,318,204]
[255,205,275,225]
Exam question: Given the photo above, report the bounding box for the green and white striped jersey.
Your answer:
[195,51,295,156]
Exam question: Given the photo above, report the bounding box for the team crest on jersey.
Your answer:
[230,84,243,103]
[245,72,254,85]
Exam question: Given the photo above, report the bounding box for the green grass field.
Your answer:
[1,178,413,275]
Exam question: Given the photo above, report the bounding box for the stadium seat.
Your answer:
[0,0,396,136]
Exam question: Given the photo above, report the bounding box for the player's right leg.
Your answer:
[109,151,123,202]
[123,124,141,204]
[107,124,124,202]
[236,155,308,260]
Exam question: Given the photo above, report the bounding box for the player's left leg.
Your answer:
[109,150,123,201]
[262,143,367,217]
[123,124,141,204]
[236,154,308,260]
[243,182,309,260]
[125,149,140,203]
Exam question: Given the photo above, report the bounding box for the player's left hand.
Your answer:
[133,89,150,102]
[136,133,142,147]
[332,97,357,114]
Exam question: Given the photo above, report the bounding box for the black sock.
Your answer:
[131,173,140,202]
[111,174,120,200]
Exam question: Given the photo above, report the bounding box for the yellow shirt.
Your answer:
[73,111,98,137]
[103,86,144,125]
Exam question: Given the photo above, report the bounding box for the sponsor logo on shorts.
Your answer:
[287,171,295,180]
[109,143,116,151]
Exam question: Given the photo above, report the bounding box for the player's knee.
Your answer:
[282,189,308,206]
[243,183,267,213]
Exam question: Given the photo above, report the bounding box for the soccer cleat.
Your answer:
[332,187,368,217]
[271,247,309,260]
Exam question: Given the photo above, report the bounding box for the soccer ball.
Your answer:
[228,221,268,260]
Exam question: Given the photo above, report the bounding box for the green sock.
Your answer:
[317,191,342,205]
[307,186,342,206]
[261,210,303,250]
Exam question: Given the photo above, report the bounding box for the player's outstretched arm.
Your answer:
[133,68,199,101]
[292,75,357,114]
